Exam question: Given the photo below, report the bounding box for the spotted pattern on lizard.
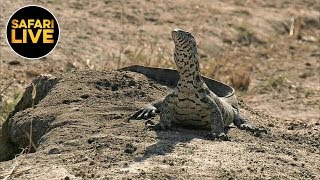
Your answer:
[130,29,266,140]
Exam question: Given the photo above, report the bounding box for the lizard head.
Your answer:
[171,29,196,48]
[171,29,200,79]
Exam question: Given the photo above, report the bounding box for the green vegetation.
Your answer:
[0,90,21,123]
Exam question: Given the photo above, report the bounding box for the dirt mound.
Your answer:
[0,70,319,179]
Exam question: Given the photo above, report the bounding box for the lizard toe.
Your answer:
[239,124,268,136]
[128,109,143,120]
[239,123,254,131]
[150,109,156,117]
[206,132,230,141]
[253,128,268,137]
[217,133,230,141]
[144,121,171,131]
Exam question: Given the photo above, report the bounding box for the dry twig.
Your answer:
[3,148,27,180]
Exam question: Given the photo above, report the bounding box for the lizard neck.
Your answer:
[178,72,204,89]
[174,46,204,87]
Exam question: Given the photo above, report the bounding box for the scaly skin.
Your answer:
[130,29,266,140]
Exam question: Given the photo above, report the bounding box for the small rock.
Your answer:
[290,162,298,167]
[267,123,275,127]
[87,138,95,144]
[301,36,317,42]
[165,175,176,180]
[80,94,90,99]
[102,176,109,180]
[139,170,146,176]
[298,73,308,79]
[111,84,120,91]
[8,60,21,66]
[48,148,61,155]
[124,143,137,154]
[128,80,136,86]
[123,162,129,167]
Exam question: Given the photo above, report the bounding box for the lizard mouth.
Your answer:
[171,29,184,44]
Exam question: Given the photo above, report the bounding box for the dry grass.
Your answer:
[268,75,286,90]
[0,84,37,179]
[118,39,174,69]
[230,71,251,91]
[254,75,292,94]
[235,27,264,46]
[2,148,27,180]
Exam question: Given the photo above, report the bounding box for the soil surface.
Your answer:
[0,0,319,179]
[0,70,319,179]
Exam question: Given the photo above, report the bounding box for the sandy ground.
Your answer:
[0,70,319,179]
[0,0,319,179]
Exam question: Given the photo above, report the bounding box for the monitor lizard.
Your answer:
[124,29,266,140]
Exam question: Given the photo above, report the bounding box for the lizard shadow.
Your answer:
[135,125,231,162]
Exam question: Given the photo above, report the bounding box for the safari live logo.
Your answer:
[6,5,60,59]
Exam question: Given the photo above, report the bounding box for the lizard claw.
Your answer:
[145,119,155,126]
[144,120,171,131]
[206,132,230,141]
[239,123,255,132]
[144,119,155,130]
[144,120,160,131]
[253,128,268,137]
[239,124,267,137]
[129,105,157,120]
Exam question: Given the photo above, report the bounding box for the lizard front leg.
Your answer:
[146,93,175,131]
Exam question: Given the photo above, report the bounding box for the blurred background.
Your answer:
[0,0,319,125]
